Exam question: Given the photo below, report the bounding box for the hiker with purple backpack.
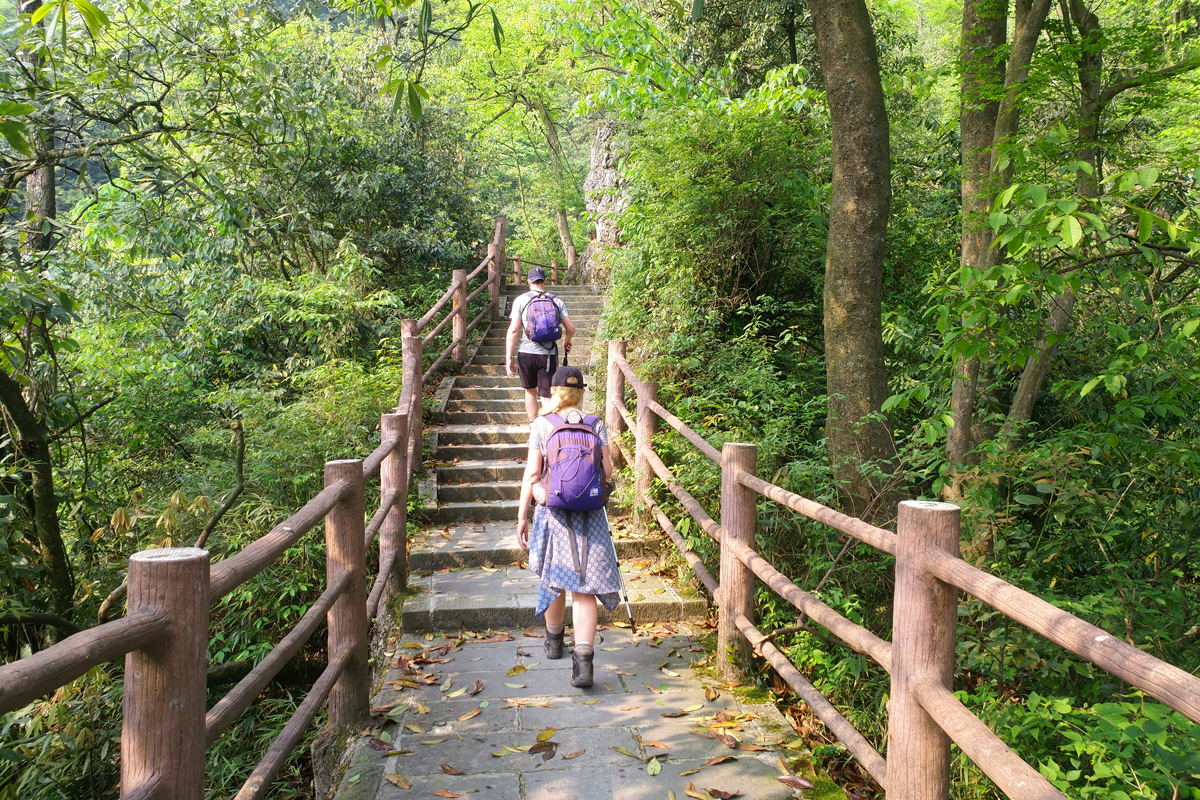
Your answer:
[516,366,619,688]
[505,266,576,422]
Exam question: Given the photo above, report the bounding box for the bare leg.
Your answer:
[544,589,567,628]
[571,592,598,644]
[524,388,540,422]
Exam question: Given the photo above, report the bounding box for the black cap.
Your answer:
[528,266,546,283]
[550,366,587,389]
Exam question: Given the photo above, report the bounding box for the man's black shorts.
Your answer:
[517,351,558,398]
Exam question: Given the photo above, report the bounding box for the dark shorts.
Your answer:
[517,351,558,397]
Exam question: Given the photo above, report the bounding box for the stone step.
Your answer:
[435,442,528,461]
[433,425,529,446]
[438,480,521,503]
[471,352,592,367]
[439,410,529,425]
[426,499,521,524]
[443,398,526,412]
[453,376,523,388]
[408,520,662,572]
[449,387,527,400]
[437,459,526,483]
[475,341,595,354]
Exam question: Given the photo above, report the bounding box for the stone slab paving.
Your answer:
[333,625,812,800]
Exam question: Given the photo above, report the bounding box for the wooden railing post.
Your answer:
[513,254,522,286]
[325,459,370,731]
[634,380,658,503]
[889,500,960,800]
[606,340,627,471]
[551,259,558,285]
[487,242,500,318]
[381,412,409,601]
[717,443,757,681]
[121,547,209,800]
[452,268,467,363]
[401,319,422,477]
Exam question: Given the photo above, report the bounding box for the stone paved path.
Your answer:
[332,625,806,800]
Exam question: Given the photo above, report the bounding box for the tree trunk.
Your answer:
[808,0,899,517]
[534,99,577,258]
[946,0,1007,486]
[0,369,73,617]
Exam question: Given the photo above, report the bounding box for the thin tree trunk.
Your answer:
[807,0,900,518]
[534,99,577,258]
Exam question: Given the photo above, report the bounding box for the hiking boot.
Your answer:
[570,649,594,688]
[544,629,565,660]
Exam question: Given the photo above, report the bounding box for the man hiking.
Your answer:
[506,266,575,422]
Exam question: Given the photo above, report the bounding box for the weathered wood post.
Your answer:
[325,459,370,731]
[889,500,960,800]
[634,380,658,503]
[717,443,757,680]
[452,268,467,363]
[487,242,501,319]
[607,340,627,471]
[380,413,409,601]
[121,547,210,800]
[513,254,522,286]
[551,259,559,285]
[400,319,423,478]
[567,245,576,278]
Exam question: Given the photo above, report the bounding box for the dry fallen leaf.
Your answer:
[537,728,557,742]
[563,750,585,759]
[469,679,484,695]
[643,683,663,694]
[704,756,737,766]
[707,789,742,799]
[507,665,528,676]
[642,741,670,750]
[778,776,816,789]
[440,764,463,775]
[685,783,709,799]
[383,773,411,789]
[680,768,702,776]
[456,707,482,721]
[611,746,641,759]
[368,738,392,751]
[432,791,462,798]
[704,687,719,701]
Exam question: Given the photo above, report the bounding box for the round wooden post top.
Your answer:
[900,500,959,513]
[130,546,209,564]
[325,458,363,467]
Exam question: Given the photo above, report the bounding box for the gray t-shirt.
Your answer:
[510,291,568,356]
[529,410,610,454]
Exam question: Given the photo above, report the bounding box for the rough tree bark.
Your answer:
[807,0,900,517]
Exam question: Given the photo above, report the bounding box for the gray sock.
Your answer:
[574,641,594,656]
[546,623,564,635]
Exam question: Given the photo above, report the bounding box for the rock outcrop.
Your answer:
[574,123,627,285]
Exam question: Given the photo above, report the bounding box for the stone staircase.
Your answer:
[403,284,707,631]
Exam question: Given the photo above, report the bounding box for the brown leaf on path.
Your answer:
[432,791,462,798]
[660,711,687,718]
[684,783,710,799]
[679,768,701,776]
[440,764,463,775]
[620,705,640,711]
[469,679,484,695]
[643,683,663,694]
[706,790,742,799]
[704,686,720,701]
[368,738,392,751]
[736,743,771,752]
[563,750,585,759]
[416,702,430,714]
[642,741,669,750]
[704,755,737,766]
[715,732,738,749]
[456,707,482,721]
[383,773,411,789]
[777,776,816,789]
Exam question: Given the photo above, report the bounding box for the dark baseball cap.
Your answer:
[550,366,587,388]
[528,266,546,283]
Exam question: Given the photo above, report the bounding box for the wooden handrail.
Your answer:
[466,253,491,282]
[209,480,350,599]
[232,646,353,800]
[607,337,1200,798]
[725,537,893,672]
[645,398,722,463]
[508,256,552,269]
[205,568,352,746]
[416,276,460,331]
[366,547,397,618]
[464,303,491,338]
[926,551,1200,723]
[421,302,457,347]
[362,436,399,479]
[422,340,455,384]
[913,678,1063,800]
[0,610,167,713]
[465,276,490,305]
[736,471,898,555]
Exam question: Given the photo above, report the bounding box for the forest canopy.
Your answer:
[2,0,1198,797]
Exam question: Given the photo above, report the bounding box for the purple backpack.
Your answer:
[523,292,562,344]
[542,413,605,511]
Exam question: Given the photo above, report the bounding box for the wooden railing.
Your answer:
[507,243,576,286]
[605,340,1200,800]
[0,218,509,800]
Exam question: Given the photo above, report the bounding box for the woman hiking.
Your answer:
[515,366,619,688]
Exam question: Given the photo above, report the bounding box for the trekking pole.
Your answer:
[601,507,636,634]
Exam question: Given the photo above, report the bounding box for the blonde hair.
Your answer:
[539,385,585,417]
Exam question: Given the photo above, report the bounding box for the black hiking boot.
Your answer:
[544,629,565,660]
[570,649,594,688]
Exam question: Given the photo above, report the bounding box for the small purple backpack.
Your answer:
[542,413,605,511]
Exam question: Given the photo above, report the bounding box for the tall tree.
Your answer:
[807,0,900,515]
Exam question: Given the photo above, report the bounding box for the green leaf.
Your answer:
[1138,210,1153,244]
[0,121,32,156]
[1014,494,1042,506]
[691,0,704,21]
[491,9,504,52]
[1062,215,1083,248]
[30,0,60,24]
[647,756,661,775]
[70,0,110,35]
[1137,167,1160,188]
[418,0,431,39]
[0,101,36,116]
[407,82,423,122]
[1028,185,1047,207]
[1080,376,1102,397]
[997,183,1019,208]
